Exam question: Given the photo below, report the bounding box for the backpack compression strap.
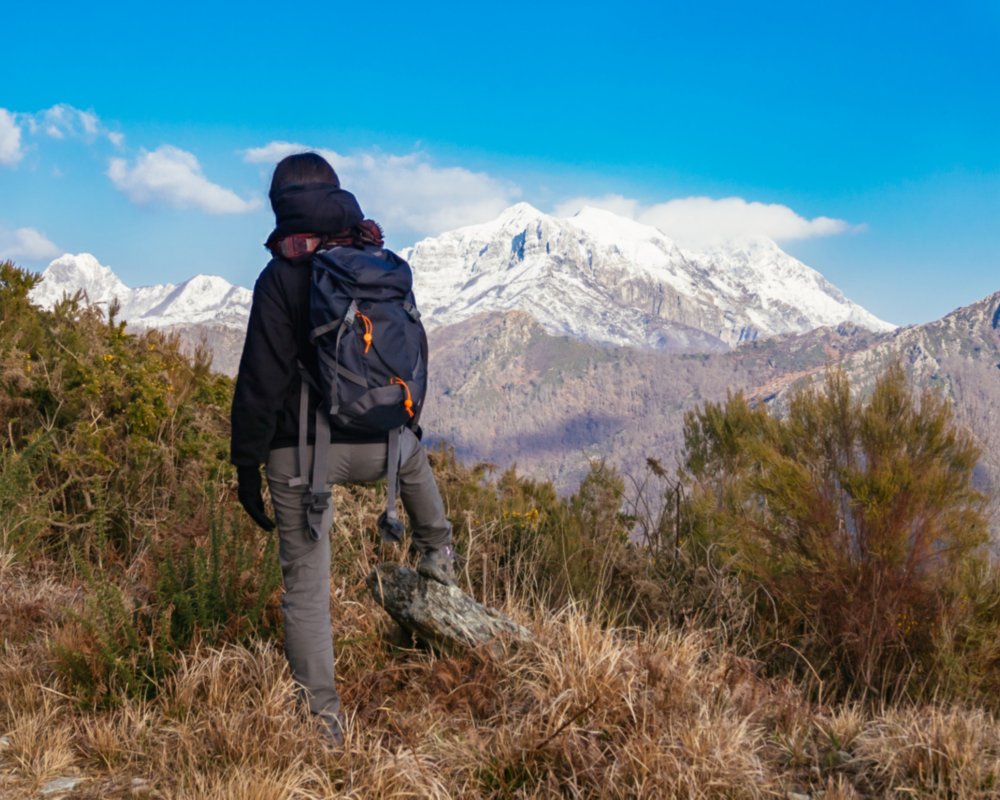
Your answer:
[292,367,332,542]
[377,427,406,543]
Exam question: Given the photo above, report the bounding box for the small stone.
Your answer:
[131,777,152,795]
[40,776,84,795]
[787,793,811,800]
[0,735,11,751]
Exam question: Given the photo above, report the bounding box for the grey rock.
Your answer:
[367,564,531,655]
[40,776,84,795]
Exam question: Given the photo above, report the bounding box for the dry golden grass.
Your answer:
[4,559,1000,800]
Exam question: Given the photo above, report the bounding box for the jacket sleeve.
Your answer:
[230,267,299,467]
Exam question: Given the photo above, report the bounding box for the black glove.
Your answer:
[237,465,276,531]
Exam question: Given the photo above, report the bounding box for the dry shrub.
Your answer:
[0,649,51,722]
[158,643,319,771]
[4,600,1000,798]
[459,611,775,798]
[678,365,995,701]
[0,557,77,647]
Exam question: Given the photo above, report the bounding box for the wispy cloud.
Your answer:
[554,194,862,248]
[0,109,24,167]
[109,146,259,214]
[36,104,98,139]
[0,224,62,261]
[243,142,521,240]
[20,103,121,146]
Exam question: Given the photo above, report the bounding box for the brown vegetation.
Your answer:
[3,261,1000,798]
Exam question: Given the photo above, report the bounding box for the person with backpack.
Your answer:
[230,152,456,745]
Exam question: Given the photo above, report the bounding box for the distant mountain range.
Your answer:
[29,202,892,370]
[425,298,1000,505]
[26,204,998,508]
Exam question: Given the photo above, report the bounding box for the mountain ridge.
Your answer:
[402,203,893,351]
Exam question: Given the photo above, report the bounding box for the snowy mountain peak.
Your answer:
[404,202,894,350]
[31,253,131,308]
[499,201,544,219]
[27,201,894,361]
[29,254,251,331]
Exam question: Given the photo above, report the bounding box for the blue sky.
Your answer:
[1,0,997,325]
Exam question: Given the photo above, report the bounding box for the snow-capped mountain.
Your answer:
[30,253,252,330]
[28,253,253,375]
[402,203,894,350]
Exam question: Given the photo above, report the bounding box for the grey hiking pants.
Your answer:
[266,427,452,726]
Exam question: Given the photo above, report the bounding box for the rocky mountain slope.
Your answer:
[763,290,1000,496]
[403,203,893,350]
[423,290,999,498]
[423,310,887,490]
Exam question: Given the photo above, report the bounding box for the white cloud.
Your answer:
[555,194,860,248]
[0,225,62,261]
[0,109,24,166]
[109,145,260,214]
[640,197,855,246]
[243,142,521,240]
[242,141,304,166]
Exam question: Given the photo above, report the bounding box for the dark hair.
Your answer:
[269,152,339,196]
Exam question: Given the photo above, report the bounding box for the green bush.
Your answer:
[431,447,636,616]
[0,261,281,703]
[677,365,994,701]
[54,499,280,706]
[0,260,232,564]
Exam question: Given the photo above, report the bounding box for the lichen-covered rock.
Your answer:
[367,564,531,655]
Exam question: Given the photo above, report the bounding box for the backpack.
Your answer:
[292,241,428,542]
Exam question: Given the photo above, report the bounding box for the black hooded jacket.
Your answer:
[230,184,379,467]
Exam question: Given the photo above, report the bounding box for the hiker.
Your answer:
[230,152,456,744]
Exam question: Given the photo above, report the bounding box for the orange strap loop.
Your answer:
[356,312,373,353]
[390,376,415,418]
